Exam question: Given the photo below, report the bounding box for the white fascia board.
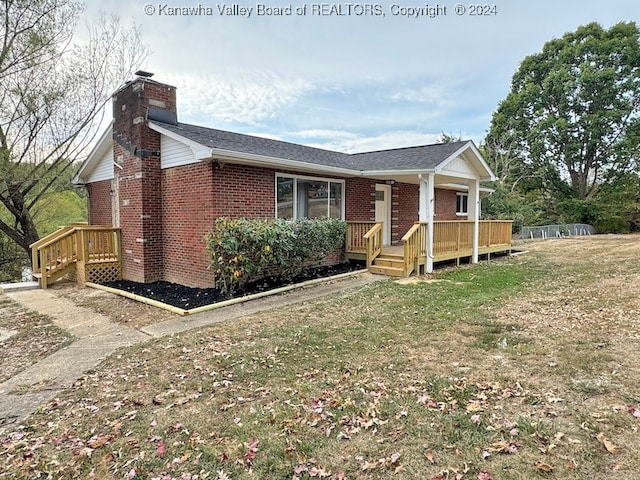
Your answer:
[73,124,113,184]
[149,122,212,160]
[436,182,495,194]
[360,168,436,177]
[434,141,496,182]
[210,148,358,177]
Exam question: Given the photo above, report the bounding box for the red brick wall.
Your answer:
[435,189,466,220]
[212,163,275,218]
[87,180,112,226]
[162,162,216,288]
[392,182,419,243]
[346,178,376,221]
[161,161,280,289]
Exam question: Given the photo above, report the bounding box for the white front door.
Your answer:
[375,184,391,246]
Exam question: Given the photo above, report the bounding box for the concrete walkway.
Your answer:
[0,273,381,432]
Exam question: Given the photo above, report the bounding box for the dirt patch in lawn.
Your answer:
[49,281,179,328]
[0,294,74,384]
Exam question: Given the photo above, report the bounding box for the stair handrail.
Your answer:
[362,222,383,267]
[30,224,78,278]
[401,223,422,275]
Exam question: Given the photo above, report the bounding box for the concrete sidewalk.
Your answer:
[0,273,381,432]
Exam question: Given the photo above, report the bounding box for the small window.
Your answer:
[456,193,468,216]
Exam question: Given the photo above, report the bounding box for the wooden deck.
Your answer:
[346,220,513,277]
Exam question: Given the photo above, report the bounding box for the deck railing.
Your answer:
[346,221,378,253]
[347,220,513,274]
[479,220,513,247]
[433,221,474,258]
[31,225,121,288]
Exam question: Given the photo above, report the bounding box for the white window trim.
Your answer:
[275,172,346,220]
[456,192,468,217]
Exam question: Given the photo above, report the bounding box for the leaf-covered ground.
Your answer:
[0,295,74,384]
[1,235,640,479]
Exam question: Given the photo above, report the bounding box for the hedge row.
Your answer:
[205,218,347,295]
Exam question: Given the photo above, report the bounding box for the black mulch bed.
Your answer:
[101,261,365,310]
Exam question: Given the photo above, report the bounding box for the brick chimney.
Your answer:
[112,73,177,283]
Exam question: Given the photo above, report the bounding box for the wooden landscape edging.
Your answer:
[85,268,369,316]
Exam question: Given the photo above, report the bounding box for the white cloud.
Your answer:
[301,130,444,153]
[163,71,315,125]
[390,85,448,106]
[288,129,361,140]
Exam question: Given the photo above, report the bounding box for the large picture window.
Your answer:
[276,174,345,220]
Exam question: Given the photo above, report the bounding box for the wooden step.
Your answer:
[373,258,404,268]
[378,253,404,260]
[369,265,407,277]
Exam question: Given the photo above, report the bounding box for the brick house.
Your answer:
[73,74,500,289]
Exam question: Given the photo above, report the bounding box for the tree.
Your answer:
[437,131,463,143]
[0,0,147,259]
[486,22,640,202]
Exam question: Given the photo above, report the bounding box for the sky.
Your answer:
[81,0,638,153]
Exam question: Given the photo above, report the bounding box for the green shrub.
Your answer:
[205,218,347,295]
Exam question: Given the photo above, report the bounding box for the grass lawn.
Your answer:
[1,236,640,479]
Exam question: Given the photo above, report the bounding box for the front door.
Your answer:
[375,184,391,246]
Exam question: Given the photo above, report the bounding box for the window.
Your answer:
[276,174,344,220]
[456,192,468,216]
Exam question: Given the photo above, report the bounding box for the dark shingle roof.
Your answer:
[348,141,469,171]
[153,120,470,173]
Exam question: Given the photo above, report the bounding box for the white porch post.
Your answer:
[419,173,435,273]
[469,178,480,264]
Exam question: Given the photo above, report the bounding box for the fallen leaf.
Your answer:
[596,433,618,455]
[361,460,379,471]
[244,437,260,466]
[478,472,493,480]
[466,401,484,413]
[535,461,553,473]
[627,405,640,418]
[424,449,435,464]
[87,434,112,449]
[309,466,331,477]
[156,440,167,457]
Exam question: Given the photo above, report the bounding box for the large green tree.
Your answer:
[486,22,640,202]
[0,0,147,259]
